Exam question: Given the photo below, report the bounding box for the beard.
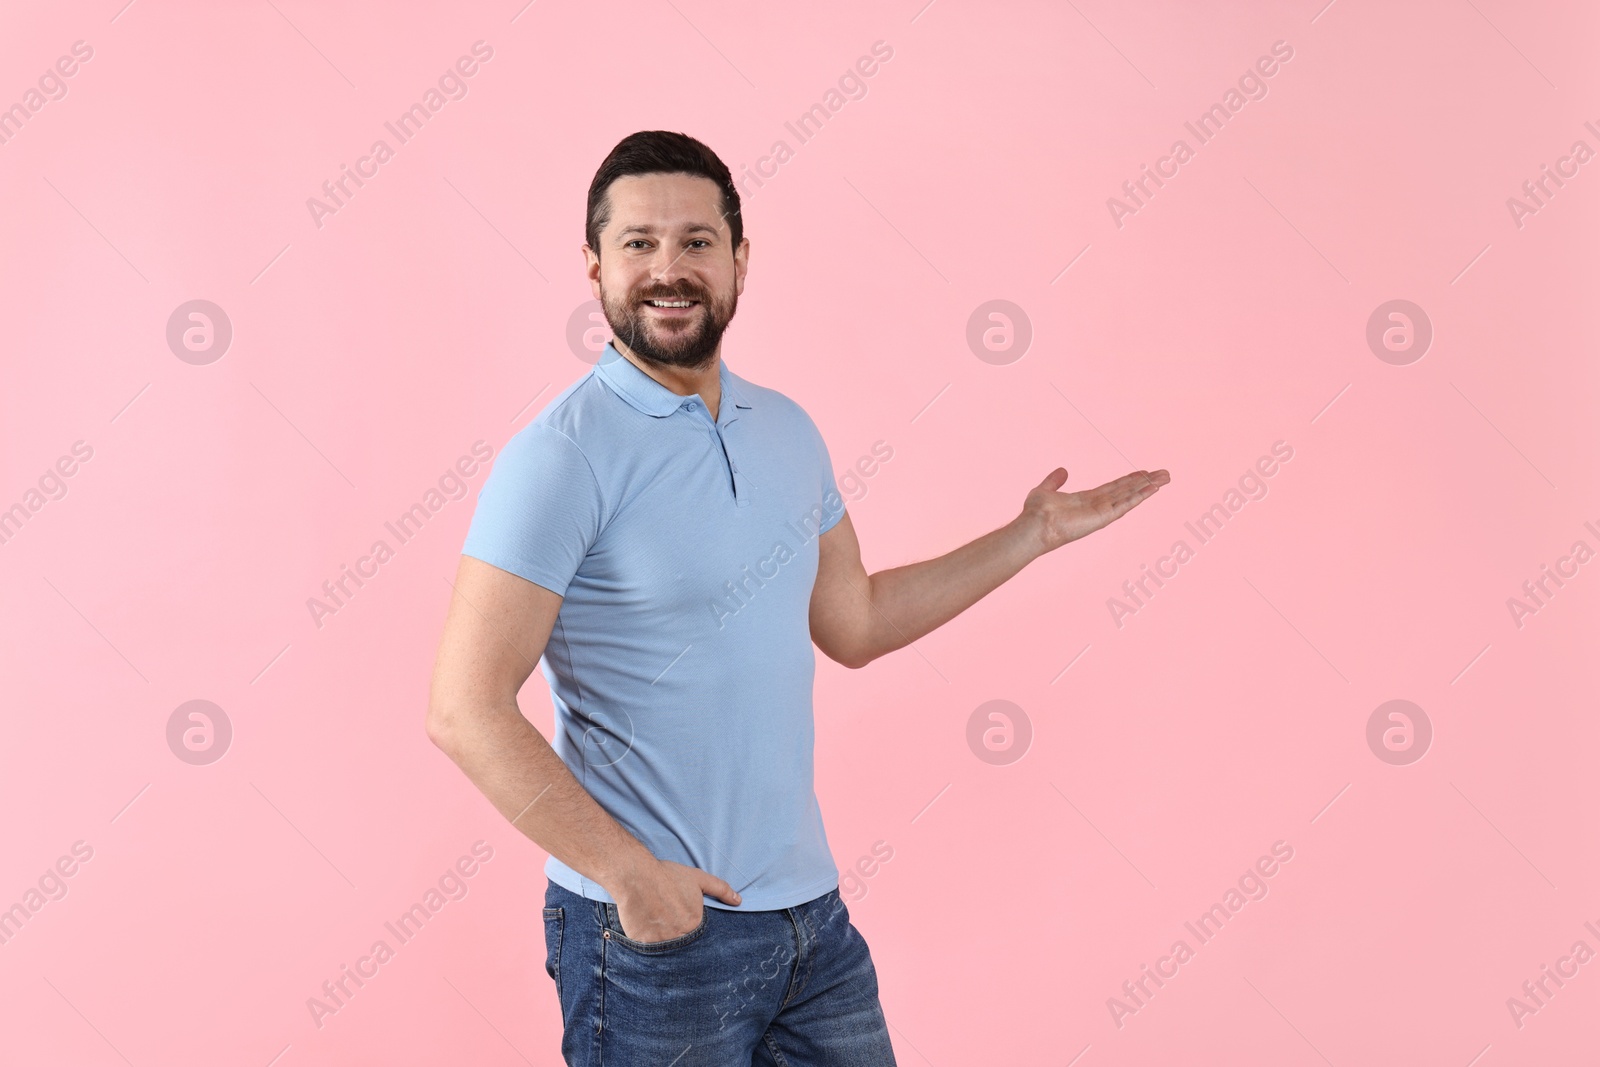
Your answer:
[600,276,738,370]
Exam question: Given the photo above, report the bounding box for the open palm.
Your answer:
[1021,467,1171,554]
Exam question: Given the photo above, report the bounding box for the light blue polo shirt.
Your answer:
[461,341,848,911]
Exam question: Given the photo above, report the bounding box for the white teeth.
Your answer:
[647,300,693,307]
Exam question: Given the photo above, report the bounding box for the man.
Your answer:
[427,130,1169,1065]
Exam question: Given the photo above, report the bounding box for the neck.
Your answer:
[612,339,723,420]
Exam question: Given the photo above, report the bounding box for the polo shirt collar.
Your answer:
[595,340,752,418]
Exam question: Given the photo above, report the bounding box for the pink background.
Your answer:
[3,0,1598,1063]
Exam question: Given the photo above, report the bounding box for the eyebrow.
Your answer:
[615,224,720,240]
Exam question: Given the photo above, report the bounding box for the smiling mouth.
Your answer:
[642,298,701,318]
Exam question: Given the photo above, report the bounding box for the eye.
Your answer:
[688,239,711,249]
[625,239,650,249]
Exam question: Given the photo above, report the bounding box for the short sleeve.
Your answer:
[460,423,604,597]
[808,415,847,535]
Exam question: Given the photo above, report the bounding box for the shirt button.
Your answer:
[687,401,697,411]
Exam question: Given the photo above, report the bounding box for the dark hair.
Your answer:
[585,130,743,256]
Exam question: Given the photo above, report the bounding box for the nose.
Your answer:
[647,244,693,287]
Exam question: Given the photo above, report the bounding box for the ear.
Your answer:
[582,244,602,300]
[733,236,750,297]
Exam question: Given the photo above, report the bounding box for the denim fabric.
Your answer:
[542,878,897,1065]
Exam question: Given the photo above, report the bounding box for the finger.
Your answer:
[1087,472,1151,506]
[1109,470,1169,501]
[1120,469,1168,487]
[1036,467,1069,493]
[1120,475,1165,508]
[700,871,742,906]
[1094,472,1166,518]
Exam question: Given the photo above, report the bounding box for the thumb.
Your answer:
[1036,467,1069,492]
[700,871,742,906]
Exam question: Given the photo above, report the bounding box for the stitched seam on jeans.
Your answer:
[595,929,607,1065]
[776,908,804,1008]
[762,1029,792,1066]
[545,908,564,1004]
[605,904,710,952]
[795,902,820,1004]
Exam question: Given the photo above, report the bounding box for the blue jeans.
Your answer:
[542,878,898,1065]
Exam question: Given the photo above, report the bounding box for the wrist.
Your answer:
[597,840,656,900]
[1010,507,1051,561]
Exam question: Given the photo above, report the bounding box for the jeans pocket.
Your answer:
[603,901,711,953]
[542,906,564,1001]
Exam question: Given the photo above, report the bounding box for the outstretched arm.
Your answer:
[809,466,1170,669]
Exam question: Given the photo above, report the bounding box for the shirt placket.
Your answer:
[686,399,749,509]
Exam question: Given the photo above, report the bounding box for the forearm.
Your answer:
[428,701,653,893]
[855,512,1043,665]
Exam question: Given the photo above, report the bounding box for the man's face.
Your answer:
[584,172,748,370]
